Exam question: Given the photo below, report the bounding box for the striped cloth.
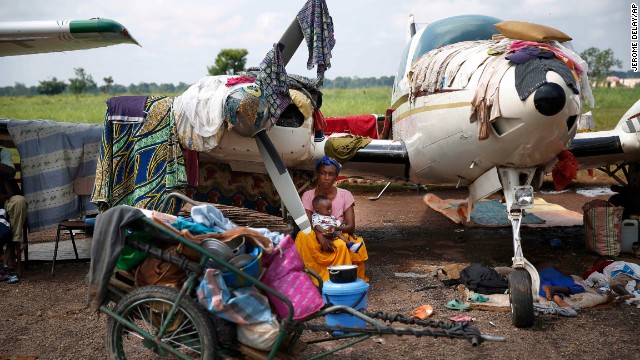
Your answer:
[7,119,102,231]
[92,96,187,214]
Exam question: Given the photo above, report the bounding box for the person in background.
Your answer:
[295,156,368,283]
[0,147,27,280]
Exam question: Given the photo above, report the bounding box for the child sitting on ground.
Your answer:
[311,194,363,253]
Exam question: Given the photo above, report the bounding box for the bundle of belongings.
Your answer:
[87,203,324,352]
[439,263,616,317]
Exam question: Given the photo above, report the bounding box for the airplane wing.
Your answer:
[0,18,139,57]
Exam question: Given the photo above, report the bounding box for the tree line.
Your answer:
[0,46,623,97]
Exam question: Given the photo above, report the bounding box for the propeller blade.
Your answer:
[255,130,311,234]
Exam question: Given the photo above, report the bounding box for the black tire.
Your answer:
[508,269,535,328]
[106,285,217,360]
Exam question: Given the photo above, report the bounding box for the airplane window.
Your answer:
[412,15,502,62]
[394,41,412,88]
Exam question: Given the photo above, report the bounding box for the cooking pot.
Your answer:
[328,265,358,283]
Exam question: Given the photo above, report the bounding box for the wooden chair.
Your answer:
[51,176,95,275]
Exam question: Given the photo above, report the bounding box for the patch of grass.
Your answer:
[586,87,640,130]
[1,86,639,130]
[321,88,391,117]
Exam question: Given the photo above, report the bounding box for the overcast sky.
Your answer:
[0,0,634,87]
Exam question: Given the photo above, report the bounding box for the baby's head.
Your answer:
[312,194,332,216]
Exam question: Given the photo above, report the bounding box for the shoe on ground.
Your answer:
[5,275,18,284]
[348,242,363,253]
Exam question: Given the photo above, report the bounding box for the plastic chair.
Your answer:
[51,177,95,275]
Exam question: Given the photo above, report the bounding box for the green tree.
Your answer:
[579,47,623,87]
[100,76,114,94]
[68,67,97,95]
[37,77,67,95]
[207,49,248,75]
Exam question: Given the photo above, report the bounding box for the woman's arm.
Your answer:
[336,205,356,234]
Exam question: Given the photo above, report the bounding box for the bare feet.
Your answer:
[542,285,553,301]
[552,294,571,308]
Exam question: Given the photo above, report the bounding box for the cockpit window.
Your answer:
[394,42,412,88]
[412,15,502,62]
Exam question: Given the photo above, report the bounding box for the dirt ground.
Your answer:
[1,174,639,359]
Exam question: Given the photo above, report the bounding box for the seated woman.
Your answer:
[295,156,368,283]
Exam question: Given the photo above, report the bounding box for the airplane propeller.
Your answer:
[253,18,311,233]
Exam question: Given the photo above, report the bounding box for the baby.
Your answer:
[311,194,363,253]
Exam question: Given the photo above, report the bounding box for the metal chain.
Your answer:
[284,309,484,345]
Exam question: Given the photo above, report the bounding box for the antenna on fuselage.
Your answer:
[408,14,416,38]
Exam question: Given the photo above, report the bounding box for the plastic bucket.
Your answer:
[222,246,262,288]
[322,279,369,334]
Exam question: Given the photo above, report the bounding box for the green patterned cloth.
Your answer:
[92,96,187,214]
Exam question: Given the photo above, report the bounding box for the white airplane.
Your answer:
[3,12,640,329]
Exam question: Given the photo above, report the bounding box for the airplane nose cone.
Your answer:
[533,83,566,116]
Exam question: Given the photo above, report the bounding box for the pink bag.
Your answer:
[261,235,324,320]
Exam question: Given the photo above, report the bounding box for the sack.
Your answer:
[261,235,324,320]
[582,199,623,256]
[134,246,187,289]
[237,314,280,351]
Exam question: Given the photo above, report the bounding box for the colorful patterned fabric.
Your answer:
[255,43,291,122]
[7,120,103,231]
[92,96,187,214]
[297,0,335,86]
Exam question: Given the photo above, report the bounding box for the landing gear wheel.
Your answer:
[509,269,534,328]
[106,285,218,360]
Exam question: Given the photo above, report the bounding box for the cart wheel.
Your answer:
[508,269,534,328]
[106,285,218,360]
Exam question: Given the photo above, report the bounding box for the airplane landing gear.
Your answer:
[498,167,541,328]
[509,269,534,327]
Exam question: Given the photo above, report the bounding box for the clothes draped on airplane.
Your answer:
[225,75,255,87]
[173,76,232,152]
[87,205,146,311]
[185,149,199,187]
[506,46,555,64]
[324,135,373,163]
[445,42,494,88]
[514,57,579,101]
[409,39,512,101]
[92,96,187,214]
[470,53,512,140]
[509,40,583,76]
[289,89,313,119]
[551,40,594,108]
[255,43,292,122]
[105,96,148,123]
[313,109,327,141]
[324,114,379,138]
[297,0,335,86]
[6,119,103,231]
[551,150,578,191]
